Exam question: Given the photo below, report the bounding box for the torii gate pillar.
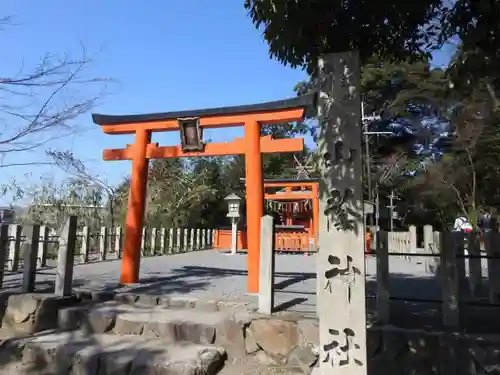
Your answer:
[122,129,150,284]
[245,120,264,292]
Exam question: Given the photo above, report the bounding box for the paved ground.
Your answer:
[3,249,499,330]
[2,250,446,316]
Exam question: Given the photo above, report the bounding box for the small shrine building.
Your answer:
[214,178,319,253]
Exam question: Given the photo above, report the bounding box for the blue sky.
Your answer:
[1,1,454,203]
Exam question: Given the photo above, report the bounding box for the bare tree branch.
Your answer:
[0,21,110,164]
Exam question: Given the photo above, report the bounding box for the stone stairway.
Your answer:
[0,292,319,375]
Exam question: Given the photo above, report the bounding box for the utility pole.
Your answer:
[386,189,399,231]
[361,101,387,227]
[373,183,380,247]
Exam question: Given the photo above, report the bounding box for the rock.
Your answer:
[168,296,197,308]
[144,319,216,344]
[74,291,93,302]
[145,308,233,345]
[287,345,319,372]
[273,311,303,322]
[217,300,251,311]
[194,299,219,312]
[83,307,116,333]
[5,294,39,324]
[244,327,260,354]
[215,318,246,357]
[199,347,228,375]
[90,291,115,302]
[99,346,137,375]
[0,292,13,322]
[135,294,160,306]
[58,306,88,330]
[114,293,139,304]
[215,311,254,358]
[71,345,101,375]
[297,319,319,346]
[254,350,280,366]
[0,338,24,365]
[114,313,146,335]
[20,331,227,375]
[35,295,80,332]
[247,319,300,358]
[3,294,79,333]
[129,343,226,375]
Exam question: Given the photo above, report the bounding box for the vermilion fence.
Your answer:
[213,229,314,252]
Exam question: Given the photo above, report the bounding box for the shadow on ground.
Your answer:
[3,260,500,334]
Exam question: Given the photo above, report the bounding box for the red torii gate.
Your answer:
[92,94,314,293]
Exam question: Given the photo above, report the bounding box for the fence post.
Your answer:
[467,231,482,299]
[208,229,213,248]
[440,232,460,328]
[170,228,177,253]
[201,229,206,249]
[431,231,441,273]
[423,225,434,273]
[80,226,90,263]
[183,228,189,252]
[168,228,174,253]
[141,227,146,256]
[0,225,8,288]
[151,228,158,255]
[37,225,49,268]
[485,232,500,304]
[176,228,182,253]
[197,229,201,251]
[409,225,417,261]
[189,229,194,251]
[8,224,21,272]
[455,233,467,292]
[258,215,275,314]
[99,226,108,261]
[115,226,123,259]
[160,228,166,254]
[55,216,78,297]
[21,225,41,293]
[376,231,390,324]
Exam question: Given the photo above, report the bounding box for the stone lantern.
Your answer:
[225,194,241,254]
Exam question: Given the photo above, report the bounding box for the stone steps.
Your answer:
[58,300,255,359]
[0,330,226,375]
[0,293,319,374]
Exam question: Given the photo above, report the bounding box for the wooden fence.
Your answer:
[0,223,215,275]
[376,228,500,328]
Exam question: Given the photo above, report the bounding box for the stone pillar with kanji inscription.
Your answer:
[315,51,367,375]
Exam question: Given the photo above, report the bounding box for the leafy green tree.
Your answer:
[244,0,444,72]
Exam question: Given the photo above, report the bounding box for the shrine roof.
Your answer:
[92,93,316,126]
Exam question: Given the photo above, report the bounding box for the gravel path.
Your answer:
[3,249,498,330]
[2,250,446,316]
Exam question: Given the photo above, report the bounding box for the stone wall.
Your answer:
[0,292,499,375]
[0,292,80,334]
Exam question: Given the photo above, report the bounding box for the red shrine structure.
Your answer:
[214,178,320,253]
